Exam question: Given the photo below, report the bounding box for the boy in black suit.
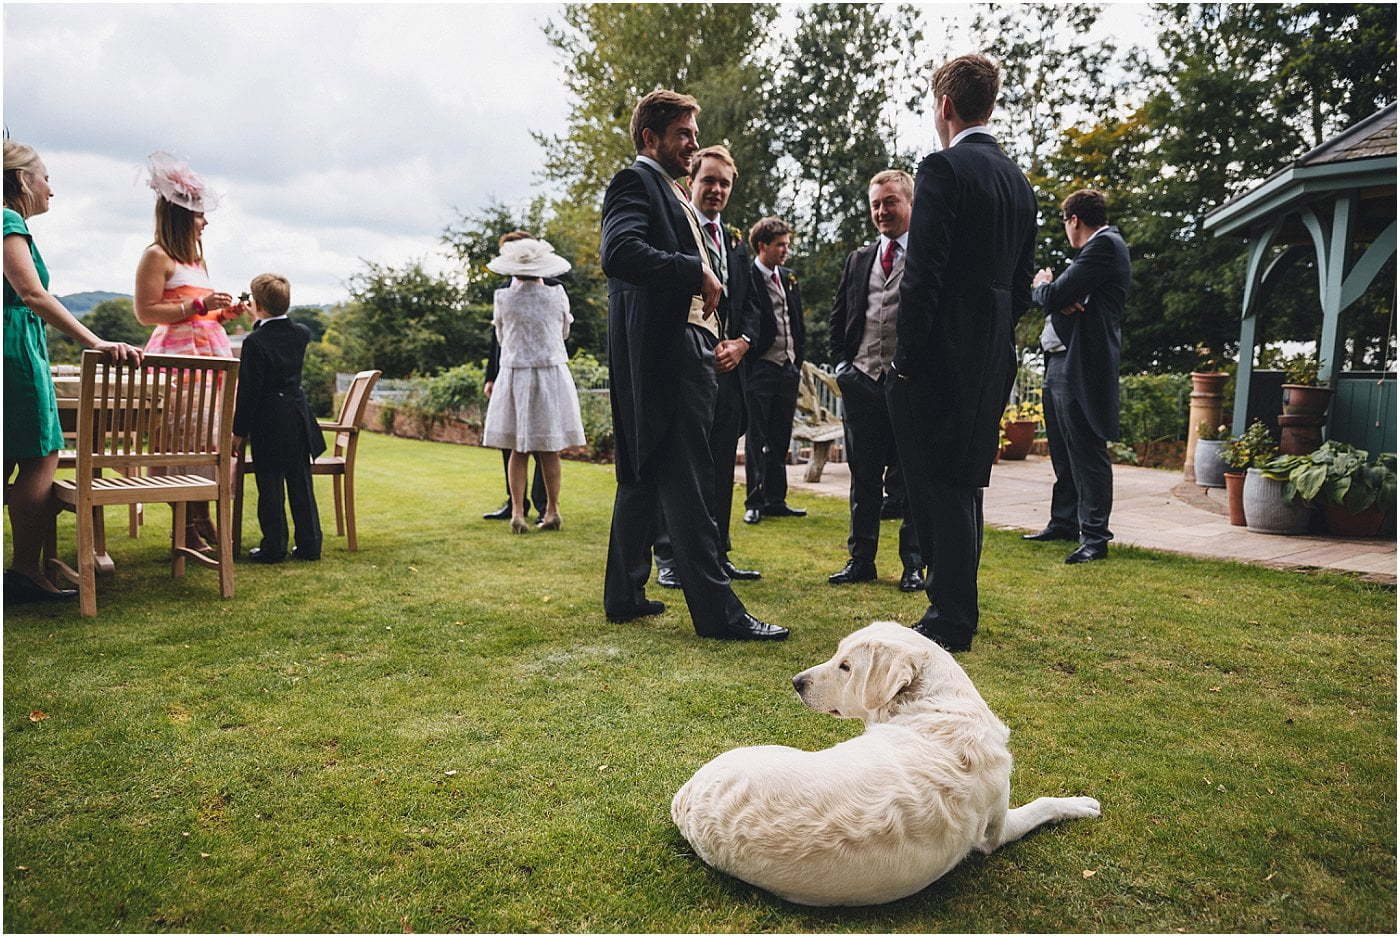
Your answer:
[233,274,327,563]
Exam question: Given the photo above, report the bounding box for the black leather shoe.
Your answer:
[721,560,762,581]
[828,559,877,585]
[4,570,77,602]
[248,547,286,564]
[742,508,762,525]
[482,501,512,520]
[291,548,321,561]
[709,614,789,641]
[1065,543,1109,564]
[911,622,973,653]
[607,600,666,623]
[899,567,926,592]
[656,567,681,589]
[762,503,807,518]
[1022,526,1078,542]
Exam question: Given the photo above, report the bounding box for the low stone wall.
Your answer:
[361,399,482,446]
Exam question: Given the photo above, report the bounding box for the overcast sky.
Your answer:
[5,1,1151,305]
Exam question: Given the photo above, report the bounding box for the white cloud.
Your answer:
[4,1,570,303]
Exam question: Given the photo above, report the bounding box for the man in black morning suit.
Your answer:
[827,169,924,593]
[233,274,327,563]
[1022,188,1130,564]
[600,89,786,641]
[654,145,764,588]
[888,55,1037,653]
[741,217,807,525]
[482,230,550,522]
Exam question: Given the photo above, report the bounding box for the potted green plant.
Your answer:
[1220,421,1273,526]
[999,396,1041,461]
[1239,422,1312,534]
[1280,353,1332,415]
[1193,421,1228,489]
[1264,442,1396,538]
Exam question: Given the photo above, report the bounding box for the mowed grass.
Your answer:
[4,431,1395,933]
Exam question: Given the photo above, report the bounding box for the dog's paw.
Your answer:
[1064,796,1101,819]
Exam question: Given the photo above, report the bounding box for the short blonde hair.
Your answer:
[630,89,701,152]
[689,145,738,181]
[3,140,43,215]
[868,169,914,201]
[250,273,291,316]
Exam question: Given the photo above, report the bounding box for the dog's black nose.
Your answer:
[792,674,809,694]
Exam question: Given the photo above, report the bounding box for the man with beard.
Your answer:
[600,90,787,641]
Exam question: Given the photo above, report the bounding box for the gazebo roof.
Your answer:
[1205,104,1396,238]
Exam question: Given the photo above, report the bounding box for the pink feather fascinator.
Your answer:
[145,151,219,212]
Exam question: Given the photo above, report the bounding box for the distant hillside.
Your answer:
[56,291,131,316]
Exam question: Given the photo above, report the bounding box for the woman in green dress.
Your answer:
[4,140,144,603]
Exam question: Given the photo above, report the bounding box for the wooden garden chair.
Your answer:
[790,362,846,482]
[46,350,240,617]
[234,369,381,554]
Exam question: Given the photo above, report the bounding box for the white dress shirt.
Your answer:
[949,124,994,147]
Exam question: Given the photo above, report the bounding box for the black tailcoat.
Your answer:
[233,319,326,461]
[829,242,881,363]
[893,135,1037,487]
[601,161,705,484]
[1033,226,1129,441]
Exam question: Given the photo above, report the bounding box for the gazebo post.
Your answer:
[1231,221,1283,435]
[1316,193,1356,387]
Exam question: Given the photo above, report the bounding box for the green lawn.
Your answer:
[5,432,1395,932]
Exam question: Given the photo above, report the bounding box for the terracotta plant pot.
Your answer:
[1000,420,1037,460]
[1281,383,1333,416]
[1243,468,1311,535]
[1223,471,1247,526]
[1190,371,1229,395]
[1193,439,1227,488]
[1323,502,1387,538]
[1277,413,1325,456]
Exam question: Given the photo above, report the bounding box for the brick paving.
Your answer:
[786,453,1396,583]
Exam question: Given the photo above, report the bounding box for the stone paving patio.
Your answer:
[787,454,1397,583]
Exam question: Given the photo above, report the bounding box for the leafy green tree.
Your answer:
[46,297,151,364]
[770,2,925,364]
[338,261,477,379]
[539,2,782,223]
[287,306,328,342]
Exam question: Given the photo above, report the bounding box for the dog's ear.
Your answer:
[855,640,918,714]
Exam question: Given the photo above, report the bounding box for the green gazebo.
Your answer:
[1204,103,1397,453]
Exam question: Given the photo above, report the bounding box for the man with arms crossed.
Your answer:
[600,90,787,641]
[889,54,1037,653]
[655,145,764,588]
[1022,188,1129,564]
[828,169,925,592]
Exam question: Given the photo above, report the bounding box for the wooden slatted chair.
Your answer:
[46,349,240,617]
[234,369,381,554]
[790,362,846,482]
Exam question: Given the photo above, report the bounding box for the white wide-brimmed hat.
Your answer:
[486,238,571,279]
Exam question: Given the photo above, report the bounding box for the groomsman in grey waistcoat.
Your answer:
[827,169,925,591]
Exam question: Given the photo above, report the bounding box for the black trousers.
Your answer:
[254,453,322,558]
[499,448,547,515]
[887,378,983,642]
[744,359,800,510]
[656,366,745,569]
[604,326,749,636]
[836,366,921,569]
[1043,352,1114,547]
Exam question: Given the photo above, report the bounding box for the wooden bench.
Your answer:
[791,363,845,482]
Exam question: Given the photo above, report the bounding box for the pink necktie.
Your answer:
[705,222,723,253]
[882,239,898,276]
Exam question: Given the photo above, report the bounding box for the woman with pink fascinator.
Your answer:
[134,151,246,552]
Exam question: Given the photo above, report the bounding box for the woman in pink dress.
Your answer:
[134,152,245,551]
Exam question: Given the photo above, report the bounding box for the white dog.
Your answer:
[671,622,1101,906]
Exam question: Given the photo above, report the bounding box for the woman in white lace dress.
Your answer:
[481,239,585,533]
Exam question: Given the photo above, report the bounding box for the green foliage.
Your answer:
[1282,353,1321,387]
[300,342,338,418]
[1264,441,1398,510]
[568,350,614,460]
[1107,440,1140,465]
[288,306,329,342]
[1222,420,1278,471]
[1117,373,1192,446]
[340,261,479,379]
[419,363,486,422]
[1196,421,1227,442]
[46,297,152,363]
